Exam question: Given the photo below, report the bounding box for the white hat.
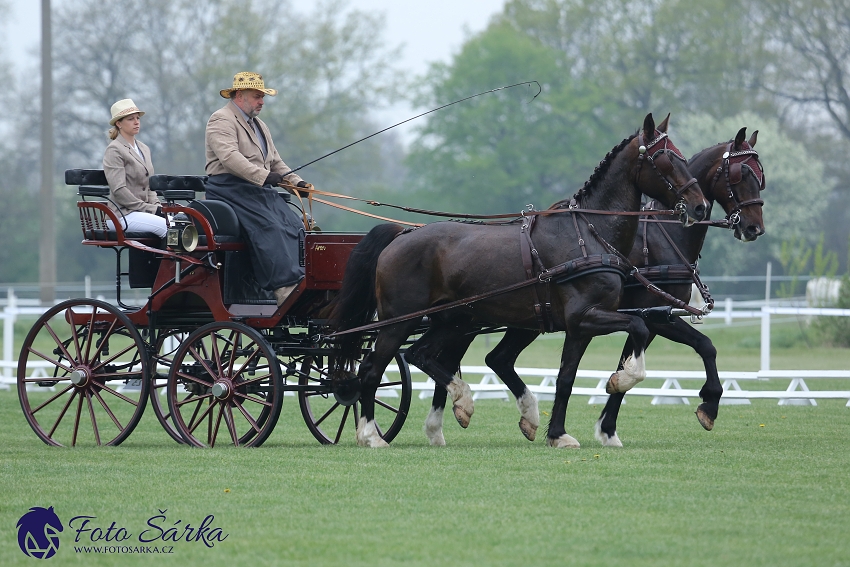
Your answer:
[109,99,145,126]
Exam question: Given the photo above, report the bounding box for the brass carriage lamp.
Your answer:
[166,213,199,253]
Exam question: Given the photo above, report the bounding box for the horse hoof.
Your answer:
[593,419,623,447]
[448,380,474,428]
[695,407,715,431]
[453,406,471,428]
[356,417,390,447]
[424,408,446,446]
[519,418,537,441]
[428,433,446,446]
[546,434,580,448]
[605,372,619,394]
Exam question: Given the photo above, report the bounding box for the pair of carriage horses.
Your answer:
[326,113,766,448]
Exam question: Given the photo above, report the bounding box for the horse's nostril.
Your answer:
[747,225,764,238]
[694,204,706,221]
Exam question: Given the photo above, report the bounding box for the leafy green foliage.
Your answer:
[405,0,778,216]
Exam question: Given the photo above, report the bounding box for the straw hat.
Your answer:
[109,99,145,126]
[220,71,278,98]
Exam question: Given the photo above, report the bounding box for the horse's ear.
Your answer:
[749,129,758,148]
[657,113,670,133]
[735,127,747,150]
[643,113,655,139]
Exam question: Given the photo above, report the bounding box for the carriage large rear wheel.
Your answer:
[297,352,411,445]
[17,299,149,447]
[166,322,283,447]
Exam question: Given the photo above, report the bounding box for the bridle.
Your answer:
[708,141,765,228]
[635,130,700,219]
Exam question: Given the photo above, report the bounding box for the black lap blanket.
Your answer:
[206,173,305,290]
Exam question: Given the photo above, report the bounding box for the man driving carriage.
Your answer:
[204,71,314,306]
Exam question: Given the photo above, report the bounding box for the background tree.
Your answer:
[675,113,830,280]
[0,0,408,284]
[406,0,774,215]
[752,0,850,271]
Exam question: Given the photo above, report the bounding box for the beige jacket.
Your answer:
[102,136,159,215]
[204,101,303,187]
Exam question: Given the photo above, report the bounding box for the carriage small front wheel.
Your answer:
[297,352,412,445]
[17,299,150,447]
[166,321,283,448]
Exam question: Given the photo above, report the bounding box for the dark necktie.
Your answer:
[247,118,268,159]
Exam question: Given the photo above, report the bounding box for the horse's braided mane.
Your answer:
[549,133,637,210]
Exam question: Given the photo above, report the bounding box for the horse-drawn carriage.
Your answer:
[17,170,414,447]
[17,113,766,449]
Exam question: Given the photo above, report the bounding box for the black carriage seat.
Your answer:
[189,200,243,245]
[149,174,243,247]
[66,169,163,244]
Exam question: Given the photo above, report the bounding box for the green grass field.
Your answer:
[2,315,849,566]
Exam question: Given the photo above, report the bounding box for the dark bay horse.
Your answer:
[330,113,708,447]
[423,127,765,447]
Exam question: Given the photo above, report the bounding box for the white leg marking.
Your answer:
[424,407,446,446]
[546,434,580,448]
[594,417,623,448]
[446,378,474,428]
[612,353,646,393]
[356,416,389,448]
[516,390,539,441]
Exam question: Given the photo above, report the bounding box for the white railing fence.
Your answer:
[3,282,850,406]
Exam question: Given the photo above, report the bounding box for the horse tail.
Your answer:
[328,223,405,368]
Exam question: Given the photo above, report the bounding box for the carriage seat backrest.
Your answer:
[65,169,110,197]
[190,200,242,239]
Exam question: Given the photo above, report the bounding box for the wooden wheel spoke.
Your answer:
[72,393,85,447]
[90,340,137,373]
[233,373,272,388]
[314,401,342,427]
[209,403,226,447]
[83,306,98,364]
[176,392,212,408]
[183,396,205,433]
[92,388,124,430]
[223,405,239,446]
[97,383,140,406]
[187,344,219,381]
[231,345,263,382]
[333,406,351,444]
[231,390,273,407]
[25,346,75,374]
[32,384,75,414]
[46,388,77,437]
[176,370,213,388]
[233,399,261,433]
[43,321,76,366]
[188,400,217,435]
[375,398,401,414]
[89,318,119,367]
[65,310,83,361]
[85,391,102,446]
[210,332,225,379]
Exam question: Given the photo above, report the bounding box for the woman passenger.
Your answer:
[103,99,167,237]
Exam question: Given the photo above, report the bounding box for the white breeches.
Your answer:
[106,211,167,238]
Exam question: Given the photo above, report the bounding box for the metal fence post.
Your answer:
[3,288,16,383]
[761,262,772,372]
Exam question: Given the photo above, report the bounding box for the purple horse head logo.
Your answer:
[17,506,63,559]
